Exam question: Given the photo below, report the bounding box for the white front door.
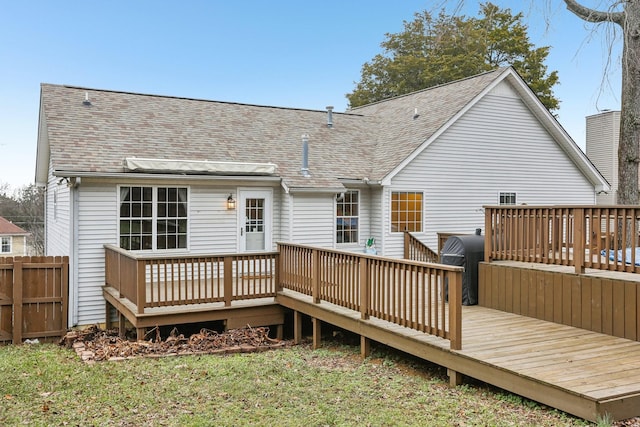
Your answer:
[239,189,272,252]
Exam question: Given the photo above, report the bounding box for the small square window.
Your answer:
[499,192,517,205]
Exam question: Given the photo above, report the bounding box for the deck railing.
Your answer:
[404,232,439,263]
[485,206,640,274]
[278,242,464,350]
[104,245,278,314]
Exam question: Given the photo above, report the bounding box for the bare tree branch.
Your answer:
[563,0,624,26]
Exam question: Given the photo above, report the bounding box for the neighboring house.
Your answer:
[0,216,29,256]
[586,110,620,205]
[35,66,609,327]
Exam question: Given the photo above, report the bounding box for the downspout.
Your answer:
[70,177,81,326]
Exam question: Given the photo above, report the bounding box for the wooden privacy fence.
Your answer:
[104,245,278,314]
[0,256,68,344]
[485,206,640,274]
[278,242,463,349]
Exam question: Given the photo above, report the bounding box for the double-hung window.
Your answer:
[1,237,11,253]
[336,190,358,244]
[119,186,188,250]
[391,191,423,232]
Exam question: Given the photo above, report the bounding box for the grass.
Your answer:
[0,341,593,427]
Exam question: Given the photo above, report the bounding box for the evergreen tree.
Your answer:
[347,3,559,111]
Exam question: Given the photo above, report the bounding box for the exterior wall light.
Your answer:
[227,194,236,210]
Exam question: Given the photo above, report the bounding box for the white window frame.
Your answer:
[390,191,424,233]
[499,192,517,205]
[336,190,359,244]
[118,185,189,251]
[1,236,11,253]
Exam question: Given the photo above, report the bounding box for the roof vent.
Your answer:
[326,106,334,128]
[82,92,91,106]
[413,107,419,119]
[301,134,310,177]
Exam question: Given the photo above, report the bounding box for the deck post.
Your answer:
[312,249,320,304]
[573,208,585,274]
[448,270,462,350]
[448,369,463,387]
[312,317,321,349]
[359,257,370,320]
[136,259,146,314]
[360,335,370,358]
[484,208,492,262]
[404,232,410,259]
[118,313,126,338]
[293,310,302,344]
[105,301,112,330]
[224,256,233,307]
[274,252,281,292]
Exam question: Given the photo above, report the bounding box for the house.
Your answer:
[0,216,29,256]
[586,110,620,204]
[35,66,609,327]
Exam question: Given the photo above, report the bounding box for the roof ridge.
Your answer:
[349,67,507,111]
[40,83,350,115]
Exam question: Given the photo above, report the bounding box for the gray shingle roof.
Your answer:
[39,68,505,189]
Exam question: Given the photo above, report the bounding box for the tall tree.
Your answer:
[0,183,44,255]
[562,0,638,205]
[347,2,559,111]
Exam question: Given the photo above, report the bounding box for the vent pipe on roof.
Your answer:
[82,92,91,106]
[326,106,334,128]
[301,134,310,177]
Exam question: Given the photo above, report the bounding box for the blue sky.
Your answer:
[0,1,623,190]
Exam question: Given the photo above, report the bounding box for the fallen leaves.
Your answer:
[59,325,289,362]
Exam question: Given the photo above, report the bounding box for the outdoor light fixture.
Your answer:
[227,194,236,210]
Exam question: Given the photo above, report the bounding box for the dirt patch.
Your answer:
[59,325,290,362]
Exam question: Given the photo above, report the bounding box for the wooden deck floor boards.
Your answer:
[276,289,640,422]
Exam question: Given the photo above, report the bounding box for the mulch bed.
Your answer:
[59,325,290,362]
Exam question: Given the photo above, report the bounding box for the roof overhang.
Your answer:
[52,170,282,184]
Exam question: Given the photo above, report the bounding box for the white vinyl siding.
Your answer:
[279,192,293,243]
[385,85,596,258]
[45,163,70,256]
[69,181,282,325]
[76,183,117,325]
[291,194,334,248]
[189,187,238,254]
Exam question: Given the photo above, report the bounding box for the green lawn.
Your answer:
[0,342,592,426]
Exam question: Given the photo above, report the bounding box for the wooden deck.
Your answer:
[103,286,285,338]
[277,288,640,422]
[102,242,640,422]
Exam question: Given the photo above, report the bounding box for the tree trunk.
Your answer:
[618,2,640,205]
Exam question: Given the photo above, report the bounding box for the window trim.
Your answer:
[498,191,517,205]
[336,189,359,245]
[117,185,190,252]
[390,190,424,233]
[1,236,12,253]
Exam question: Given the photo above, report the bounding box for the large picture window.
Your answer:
[1,237,11,253]
[336,190,358,244]
[391,191,423,232]
[119,186,188,250]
